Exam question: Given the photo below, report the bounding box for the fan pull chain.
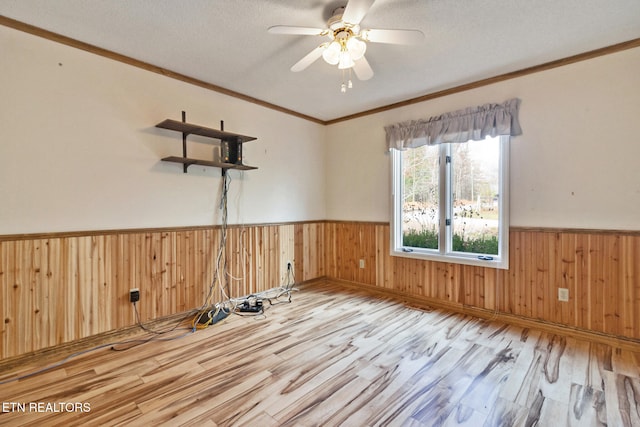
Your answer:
[341,68,354,93]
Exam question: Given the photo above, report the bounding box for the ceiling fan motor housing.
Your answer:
[328,6,347,28]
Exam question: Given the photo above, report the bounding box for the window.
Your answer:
[391,135,509,269]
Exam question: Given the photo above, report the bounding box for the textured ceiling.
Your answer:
[1,0,639,122]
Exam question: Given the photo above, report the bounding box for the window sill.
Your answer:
[391,248,509,269]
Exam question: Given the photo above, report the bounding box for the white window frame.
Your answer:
[390,136,510,269]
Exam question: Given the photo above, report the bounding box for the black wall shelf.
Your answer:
[156,111,258,174]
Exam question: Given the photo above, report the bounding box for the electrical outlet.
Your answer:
[558,288,569,302]
[359,259,365,269]
[130,288,140,303]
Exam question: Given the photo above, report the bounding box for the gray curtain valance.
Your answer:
[385,98,522,150]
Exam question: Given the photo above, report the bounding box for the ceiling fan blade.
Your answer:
[362,28,425,45]
[291,46,325,72]
[268,25,325,36]
[352,56,374,81]
[342,0,376,25]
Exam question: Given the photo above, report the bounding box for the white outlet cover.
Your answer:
[558,288,569,302]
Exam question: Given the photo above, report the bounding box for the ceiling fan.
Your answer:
[268,0,424,91]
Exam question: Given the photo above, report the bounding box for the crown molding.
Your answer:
[2,15,639,126]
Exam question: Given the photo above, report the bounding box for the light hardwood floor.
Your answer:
[1,280,639,426]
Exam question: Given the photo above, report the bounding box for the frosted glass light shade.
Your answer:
[346,37,366,60]
[338,51,355,69]
[322,41,341,65]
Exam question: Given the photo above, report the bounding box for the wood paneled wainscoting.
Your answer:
[0,222,325,360]
[324,222,640,344]
[2,221,639,361]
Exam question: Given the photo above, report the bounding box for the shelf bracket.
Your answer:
[181,111,188,173]
[220,120,225,177]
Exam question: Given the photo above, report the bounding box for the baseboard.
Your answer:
[0,277,326,372]
[323,277,640,351]
[3,275,637,374]
[0,310,197,373]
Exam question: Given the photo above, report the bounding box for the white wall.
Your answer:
[325,47,640,230]
[0,26,326,234]
[2,25,639,234]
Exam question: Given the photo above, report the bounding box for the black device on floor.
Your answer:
[237,296,263,313]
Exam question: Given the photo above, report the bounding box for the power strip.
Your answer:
[194,307,229,329]
[237,299,263,313]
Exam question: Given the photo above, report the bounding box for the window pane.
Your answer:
[451,137,500,255]
[402,145,439,249]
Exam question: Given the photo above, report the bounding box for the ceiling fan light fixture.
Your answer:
[322,41,341,65]
[338,51,355,69]
[346,37,366,60]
